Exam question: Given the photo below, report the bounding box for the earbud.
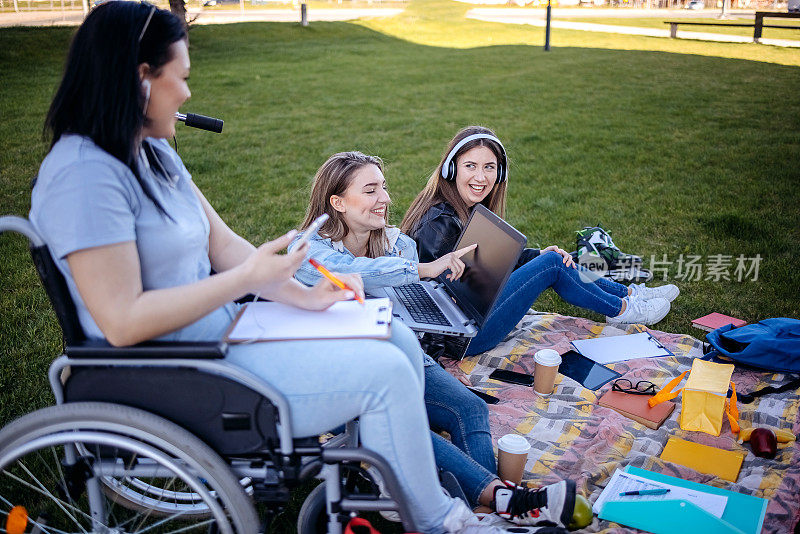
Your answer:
[141,79,151,114]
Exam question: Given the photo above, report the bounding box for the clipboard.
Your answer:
[599,466,767,534]
[571,332,673,364]
[224,298,393,342]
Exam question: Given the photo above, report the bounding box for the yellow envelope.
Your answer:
[660,436,745,482]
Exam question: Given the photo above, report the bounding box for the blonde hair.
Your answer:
[301,151,391,259]
[400,126,507,236]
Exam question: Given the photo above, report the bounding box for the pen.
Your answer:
[619,489,670,496]
[308,258,365,305]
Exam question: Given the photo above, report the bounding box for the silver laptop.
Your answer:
[369,204,526,337]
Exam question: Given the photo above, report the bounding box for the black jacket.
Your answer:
[409,202,540,271]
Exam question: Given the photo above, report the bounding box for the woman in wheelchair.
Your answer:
[25,3,529,532]
[290,151,579,528]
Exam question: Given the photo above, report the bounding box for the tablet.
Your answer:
[559,350,621,390]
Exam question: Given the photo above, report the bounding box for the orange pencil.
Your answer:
[308,258,365,304]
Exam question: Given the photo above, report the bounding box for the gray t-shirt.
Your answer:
[30,134,235,341]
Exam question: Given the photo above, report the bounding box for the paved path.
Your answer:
[0,7,403,27]
[466,7,800,47]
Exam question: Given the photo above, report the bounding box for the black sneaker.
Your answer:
[493,480,576,528]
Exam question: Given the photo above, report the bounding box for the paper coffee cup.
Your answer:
[497,433,531,486]
[533,349,562,396]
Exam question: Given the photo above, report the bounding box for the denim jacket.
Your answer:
[289,227,436,366]
[289,227,420,292]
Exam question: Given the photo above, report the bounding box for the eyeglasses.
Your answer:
[612,379,657,396]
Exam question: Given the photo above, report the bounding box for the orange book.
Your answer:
[660,437,745,482]
[597,389,676,430]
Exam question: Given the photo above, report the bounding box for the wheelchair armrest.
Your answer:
[65,339,228,359]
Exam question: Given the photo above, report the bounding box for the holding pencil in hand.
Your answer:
[309,258,366,304]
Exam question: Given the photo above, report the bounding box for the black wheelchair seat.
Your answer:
[64,365,282,456]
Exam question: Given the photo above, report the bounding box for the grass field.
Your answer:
[559,15,800,40]
[1,0,799,529]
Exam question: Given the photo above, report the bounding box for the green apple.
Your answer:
[569,494,593,530]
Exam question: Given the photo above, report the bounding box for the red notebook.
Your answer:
[597,389,675,430]
[691,313,747,333]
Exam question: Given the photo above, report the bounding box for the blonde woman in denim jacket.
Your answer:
[289,151,580,529]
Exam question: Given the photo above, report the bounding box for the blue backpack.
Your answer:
[705,318,800,403]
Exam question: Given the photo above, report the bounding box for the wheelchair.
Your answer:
[0,215,425,534]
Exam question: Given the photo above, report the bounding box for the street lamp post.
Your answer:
[544,0,552,51]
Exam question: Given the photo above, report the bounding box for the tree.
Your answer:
[168,0,189,31]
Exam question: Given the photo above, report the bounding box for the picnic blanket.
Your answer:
[440,312,800,533]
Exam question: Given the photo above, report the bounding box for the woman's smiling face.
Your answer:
[332,164,390,233]
[454,145,497,207]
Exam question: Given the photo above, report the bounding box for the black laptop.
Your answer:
[369,204,526,337]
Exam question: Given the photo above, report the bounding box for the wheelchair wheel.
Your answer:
[297,482,328,534]
[0,402,259,534]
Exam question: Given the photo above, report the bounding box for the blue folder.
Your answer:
[597,466,767,534]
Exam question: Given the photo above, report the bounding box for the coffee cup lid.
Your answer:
[534,349,562,366]
[497,433,531,454]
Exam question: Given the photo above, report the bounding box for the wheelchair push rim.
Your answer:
[0,402,259,534]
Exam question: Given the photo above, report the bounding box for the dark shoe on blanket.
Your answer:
[493,480,576,529]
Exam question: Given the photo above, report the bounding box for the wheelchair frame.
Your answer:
[0,215,422,534]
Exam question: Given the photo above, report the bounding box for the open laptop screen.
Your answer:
[442,204,526,327]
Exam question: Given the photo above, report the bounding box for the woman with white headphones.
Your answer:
[401,126,679,356]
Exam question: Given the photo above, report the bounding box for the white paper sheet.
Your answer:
[226,298,392,341]
[571,332,671,364]
[592,469,728,518]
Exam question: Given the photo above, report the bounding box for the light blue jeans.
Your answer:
[467,251,629,355]
[177,304,458,534]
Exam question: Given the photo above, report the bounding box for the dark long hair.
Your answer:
[44,1,186,208]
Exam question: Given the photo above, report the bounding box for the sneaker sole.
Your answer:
[646,301,671,325]
[663,286,680,302]
[606,300,671,326]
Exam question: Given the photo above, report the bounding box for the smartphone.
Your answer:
[489,368,534,387]
[559,350,621,390]
[294,213,329,250]
[466,387,500,404]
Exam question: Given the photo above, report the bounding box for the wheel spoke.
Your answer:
[133,508,194,534]
[160,518,216,534]
[3,464,91,533]
[0,508,73,534]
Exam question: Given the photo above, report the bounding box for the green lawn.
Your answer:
[559,15,800,40]
[1,0,799,530]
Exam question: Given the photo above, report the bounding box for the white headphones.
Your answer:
[440,133,508,184]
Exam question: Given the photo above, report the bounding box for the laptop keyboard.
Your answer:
[395,284,453,327]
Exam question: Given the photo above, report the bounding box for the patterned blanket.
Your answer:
[440,312,800,533]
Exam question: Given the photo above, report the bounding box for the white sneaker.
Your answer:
[366,466,401,522]
[443,500,524,533]
[607,296,670,326]
[630,283,679,302]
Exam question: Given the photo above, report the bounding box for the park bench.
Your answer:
[664,11,800,42]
